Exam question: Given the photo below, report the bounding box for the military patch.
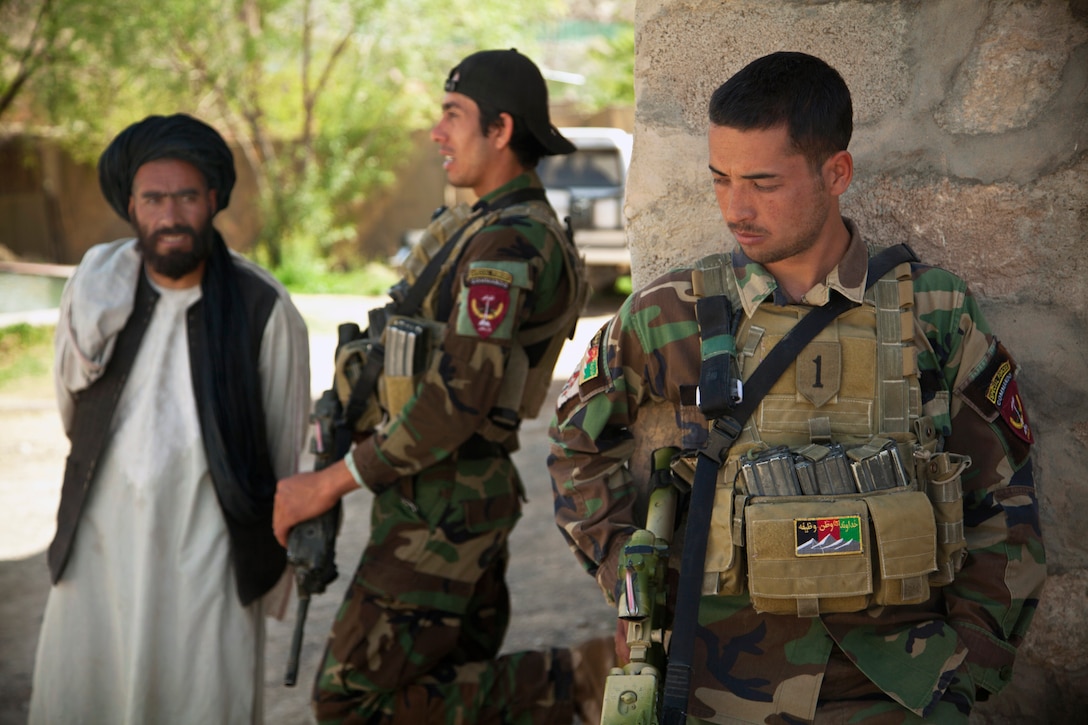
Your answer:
[961,342,1034,447]
[556,368,580,408]
[797,341,841,408]
[579,328,603,385]
[465,267,512,339]
[570,322,612,403]
[795,516,863,556]
[985,360,1033,444]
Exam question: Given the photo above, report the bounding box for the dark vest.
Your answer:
[48,264,284,606]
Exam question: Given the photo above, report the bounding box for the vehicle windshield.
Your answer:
[537,149,624,188]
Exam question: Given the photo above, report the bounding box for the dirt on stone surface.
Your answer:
[0,294,620,725]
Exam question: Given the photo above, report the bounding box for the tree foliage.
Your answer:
[584,22,634,111]
[1,0,569,270]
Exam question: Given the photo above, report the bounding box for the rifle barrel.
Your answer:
[284,594,311,686]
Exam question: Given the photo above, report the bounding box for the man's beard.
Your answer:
[136,222,215,280]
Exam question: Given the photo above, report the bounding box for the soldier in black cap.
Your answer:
[273,49,610,724]
[30,113,311,725]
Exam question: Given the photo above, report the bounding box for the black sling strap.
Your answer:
[661,243,918,724]
[338,187,550,441]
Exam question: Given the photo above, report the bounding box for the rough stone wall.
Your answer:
[628,1,1087,722]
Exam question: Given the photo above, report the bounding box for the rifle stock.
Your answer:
[600,449,679,724]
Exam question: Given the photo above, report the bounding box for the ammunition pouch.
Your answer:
[672,431,969,615]
[377,314,445,418]
[745,487,936,616]
[920,451,970,586]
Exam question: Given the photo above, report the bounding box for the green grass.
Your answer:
[0,323,55,393]
[276,261,400,296]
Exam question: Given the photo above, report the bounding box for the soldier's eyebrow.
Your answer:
[708,164,779,181]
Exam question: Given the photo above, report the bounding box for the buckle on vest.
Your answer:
[703,418,744,464]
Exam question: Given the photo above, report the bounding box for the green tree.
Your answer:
[2,0,566,272]
[584,22,634,111]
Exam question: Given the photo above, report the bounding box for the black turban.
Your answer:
[97,113,236,222]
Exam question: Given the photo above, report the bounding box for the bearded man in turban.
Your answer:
[30,114,311,725]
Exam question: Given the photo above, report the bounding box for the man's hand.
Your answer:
[273,459,359,546]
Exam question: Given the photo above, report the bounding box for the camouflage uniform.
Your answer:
[548,219,1045,724]
[314,171,583,724]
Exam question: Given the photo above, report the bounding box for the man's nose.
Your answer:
[151,196,187,228]
[723,187,755,224]
[430,119,443,144]
[159,198,183,224]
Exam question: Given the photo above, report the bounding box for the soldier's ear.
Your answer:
[490,112,514,150]
[823,150,853,196]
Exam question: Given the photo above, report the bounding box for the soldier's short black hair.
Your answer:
[476,98,549,170]
[709,51,853,169]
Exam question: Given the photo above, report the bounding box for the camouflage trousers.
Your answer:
[685,645,974,724]
[312,451,575,725]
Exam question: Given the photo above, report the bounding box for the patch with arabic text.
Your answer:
[795,516,863,556]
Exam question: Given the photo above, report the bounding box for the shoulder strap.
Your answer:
[661,243,918,724]
[433,187,551,322]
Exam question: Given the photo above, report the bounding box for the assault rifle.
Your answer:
[600,448,679,724]
[283,325,360,685]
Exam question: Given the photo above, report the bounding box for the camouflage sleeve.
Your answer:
[548,271,701,604]
[914,266,1046,697]
[353,220,565,489]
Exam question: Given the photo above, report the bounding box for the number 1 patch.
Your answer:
[797,341,840,408]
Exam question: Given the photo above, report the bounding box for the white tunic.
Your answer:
[30,239,310,725]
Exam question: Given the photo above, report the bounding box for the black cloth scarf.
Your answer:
[197,232,278,527]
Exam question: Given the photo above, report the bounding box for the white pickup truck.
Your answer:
[538,127,633,292]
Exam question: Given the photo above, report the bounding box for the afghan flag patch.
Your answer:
[465,267,512,339]
[795,516,863,556]
[578,328,603,385]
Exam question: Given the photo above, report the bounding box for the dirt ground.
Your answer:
[0,294,619,725]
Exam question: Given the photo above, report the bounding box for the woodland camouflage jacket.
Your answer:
[351,172,578,490]
[548,220,1046,722]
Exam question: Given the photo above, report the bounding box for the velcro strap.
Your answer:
[796,597,821,618]
[895,575,928,602]
[937,520,965,545]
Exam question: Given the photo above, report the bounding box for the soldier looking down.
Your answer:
[548,51,1046,724]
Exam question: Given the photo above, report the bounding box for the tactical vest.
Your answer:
[676,251,969,617]
[335,196,588,444]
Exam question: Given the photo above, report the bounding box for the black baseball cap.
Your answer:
[444,49,576,156]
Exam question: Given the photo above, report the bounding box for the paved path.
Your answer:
[0,294,619,725]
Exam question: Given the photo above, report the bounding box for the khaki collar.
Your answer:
[731,217,868,316]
